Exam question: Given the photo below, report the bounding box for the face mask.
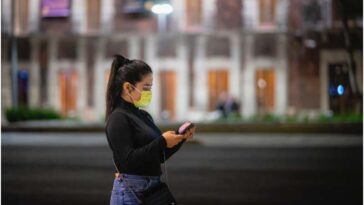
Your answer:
[130,86,152,108]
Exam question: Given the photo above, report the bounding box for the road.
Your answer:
[2,132,363,205]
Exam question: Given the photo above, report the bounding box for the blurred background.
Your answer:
[1,0,362,123]
[1,0,363,204]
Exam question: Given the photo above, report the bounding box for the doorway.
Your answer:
[208,70,229,111]
[255,69,275,114]
[159,71,176,120]
[59,70,77,117]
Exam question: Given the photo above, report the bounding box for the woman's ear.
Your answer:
[122,82,129,94]
[123,82,133,94]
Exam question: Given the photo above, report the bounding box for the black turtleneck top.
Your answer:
[105,98,185,176]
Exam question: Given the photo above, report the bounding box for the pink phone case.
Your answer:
[177,121,194,134]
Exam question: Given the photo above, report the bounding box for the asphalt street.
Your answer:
[2,132,363,205]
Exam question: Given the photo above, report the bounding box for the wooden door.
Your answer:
[208,70,229,111]
[159,71,176,120]
[59,70,77,117]
[255,69,275,114]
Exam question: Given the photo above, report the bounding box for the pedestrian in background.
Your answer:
[216,91,240,119]
[105,54,195,205]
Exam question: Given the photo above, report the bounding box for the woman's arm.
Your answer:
[107,112,167,169]
[140,110,187,162]
[162,140,186,162]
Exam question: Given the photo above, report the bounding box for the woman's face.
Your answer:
[128,73,153,101]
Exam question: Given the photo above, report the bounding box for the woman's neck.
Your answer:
[121,94,133,104]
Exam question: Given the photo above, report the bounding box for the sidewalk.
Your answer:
[1,120,362,134]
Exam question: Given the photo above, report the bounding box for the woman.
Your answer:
[105,54,194,205]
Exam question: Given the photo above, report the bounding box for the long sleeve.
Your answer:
[162,139,186,162]
[106,112,167,171]
[137,110,185,163]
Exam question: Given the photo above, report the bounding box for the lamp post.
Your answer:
[151,2,173,32]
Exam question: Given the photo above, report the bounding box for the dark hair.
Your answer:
[105,54,152,121]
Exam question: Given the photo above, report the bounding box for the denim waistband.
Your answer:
[117,173,161,181]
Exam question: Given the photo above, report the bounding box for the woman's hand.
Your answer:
[162,131,185,148]
[183,127,196,140]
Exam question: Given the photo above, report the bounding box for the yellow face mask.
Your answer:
[133,90,152,107]
[128,83,152,107]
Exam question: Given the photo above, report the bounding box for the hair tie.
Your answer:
[114,54,131,69]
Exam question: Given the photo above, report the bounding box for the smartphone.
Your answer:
[176,121,195,135]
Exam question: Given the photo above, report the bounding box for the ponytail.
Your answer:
[105,54,152,121]
[105,55,129,121]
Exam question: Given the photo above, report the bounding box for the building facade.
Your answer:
[1,0,362,122]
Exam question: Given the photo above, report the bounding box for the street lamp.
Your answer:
[151,2,173,32]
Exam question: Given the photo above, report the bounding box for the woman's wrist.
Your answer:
[159,135,167,148]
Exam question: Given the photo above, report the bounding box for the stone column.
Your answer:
[230,33,241,101]
[203,0,216,31]
[242,34,256,117]
[171,0,185,31]
[29,38,40,107]
[1,62,11,123]
[145,35,160,119]
[194,35,208,113]
[129,36,140,59]
[94,38,106,120]
[176,35,189,121]
[101,0,114,33]
[275,34,288,115]
[76,38,87,119]
[29,0,40,33]
[72,0,86,33]
[1,40,12,109]
[47,37,60,110]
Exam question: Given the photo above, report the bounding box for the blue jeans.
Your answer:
[110,173,161,205]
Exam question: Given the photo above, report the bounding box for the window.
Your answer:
[259,0,277,26]
[2,39,10,61]
[206,36,230,57]
[302,1,322,24]
[87,0,101,32]
[105,40,128,58]
[58,39,77,60]
[254,34,277,57]
[216,0,242,30]
[157,36,176,58]
[186,0,202,29]
[302,0,332,28]
[17,38,31,61]
[15,0,29,34]
[122,0,148,14]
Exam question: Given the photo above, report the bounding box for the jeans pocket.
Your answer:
[123,178,148,192]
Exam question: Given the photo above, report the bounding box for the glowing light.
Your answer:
[257,79,267,89]
[337,84,344,96]
[151,3,173,15]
